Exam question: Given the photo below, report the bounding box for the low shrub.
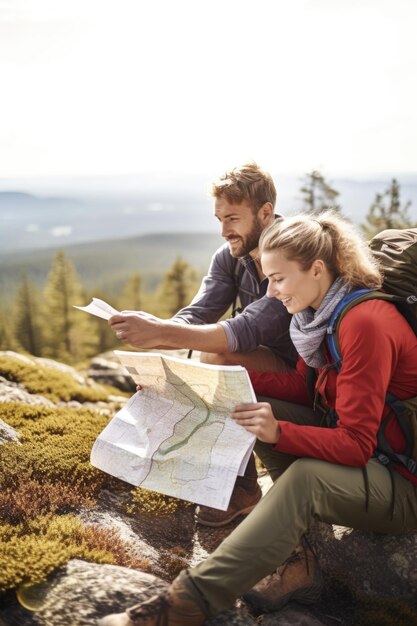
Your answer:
[0,515,150,592]
[0,477,96,524]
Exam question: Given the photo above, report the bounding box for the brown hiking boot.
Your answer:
[243,538,323,613]
[97,572,208,625]
[195,483,262,527]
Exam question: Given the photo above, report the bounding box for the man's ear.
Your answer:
[258,202,274,224]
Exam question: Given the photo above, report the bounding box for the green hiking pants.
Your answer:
[254,395,324,480]
[188,399,417,616]
[238,395,323,486]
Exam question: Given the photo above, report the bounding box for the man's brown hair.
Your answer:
[211,162,277,212]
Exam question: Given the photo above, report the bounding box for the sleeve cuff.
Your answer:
[219,320,238,353]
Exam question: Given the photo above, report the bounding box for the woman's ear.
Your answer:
[312,259,325,278]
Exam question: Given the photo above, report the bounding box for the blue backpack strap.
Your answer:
[327,288,406,369]
[326,289,376,369]
[326,291,417,477]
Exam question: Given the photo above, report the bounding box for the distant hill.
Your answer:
[0,188,216,253]
[2,171,417,305]
[0,231,224,303]
[1,173,417,254]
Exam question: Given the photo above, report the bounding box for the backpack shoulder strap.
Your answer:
[231,258,245,318]
[326,289,399,369]
[325,285,417,478]
[375,393,417,475]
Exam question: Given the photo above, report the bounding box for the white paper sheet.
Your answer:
[91,351,257,510]
[74,297,120,320]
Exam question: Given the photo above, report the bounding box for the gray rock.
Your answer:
[0,351,35,365]
[35,357,87,385]
[0,559,258,626]
[307,521,417,602]
[0,417,20,444]
[0,377,55,407]
[259,606,328,625]
[1,350,417,626]
[87,357,136,392]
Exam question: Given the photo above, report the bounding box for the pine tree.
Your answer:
[300,170,341,214]
[0,307,17,351]
[362,178,416,238]
[119,273,142,312]
[84,288,119,355]
[157,257,198,317]
[13,273,43,356]
[42,251,99,363]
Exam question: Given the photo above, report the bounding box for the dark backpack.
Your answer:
[325,228,417,477]
[369,228,417,333]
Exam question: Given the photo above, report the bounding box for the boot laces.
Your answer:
[279,537,317,578]
[278,549,304,576]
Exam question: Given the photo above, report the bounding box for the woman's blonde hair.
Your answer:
[259,210,382,289]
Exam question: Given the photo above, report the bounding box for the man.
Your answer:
[110,163,297,526]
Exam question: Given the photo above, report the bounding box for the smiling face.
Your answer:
[214,197,272,258]
[262,249,331,313]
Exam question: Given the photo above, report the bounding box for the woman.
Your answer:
[99,211,417,626]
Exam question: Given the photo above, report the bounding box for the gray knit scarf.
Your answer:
[290,277,351,368]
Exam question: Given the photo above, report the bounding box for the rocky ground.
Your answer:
[0,351,416,626]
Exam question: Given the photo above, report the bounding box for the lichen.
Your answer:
[0,402,109,490]
[0,401,153,592]
[0,355,125,403]
[0,515,149,592]
[0,359,187,594]
[128,488,191,516]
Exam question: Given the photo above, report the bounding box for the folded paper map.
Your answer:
[90,350,256,510]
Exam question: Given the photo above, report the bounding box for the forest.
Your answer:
[1,173,415,365]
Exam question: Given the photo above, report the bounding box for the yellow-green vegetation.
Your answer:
[0,515,149,592]
[0,401,130,591]
[128,488,192,516]
[0,402,109,489]
[0,354,125,403]
[0,363,188,593]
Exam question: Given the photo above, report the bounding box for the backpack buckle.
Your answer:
[376,453,390,465]
[407,458,417,474]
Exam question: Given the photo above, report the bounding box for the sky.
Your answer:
[0,0,416,180]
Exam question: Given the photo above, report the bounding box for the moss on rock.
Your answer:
[0,514,149,592]
[0,402,109,490]
[0,355,125,403]
[0,355,194,594]
[128,488,191,516]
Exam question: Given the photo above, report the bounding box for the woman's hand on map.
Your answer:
[231,402,281,444]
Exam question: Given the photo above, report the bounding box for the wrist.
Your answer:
[274,421,281,444]
[159,321,181,349]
